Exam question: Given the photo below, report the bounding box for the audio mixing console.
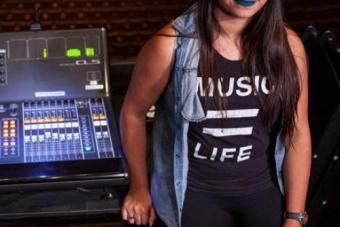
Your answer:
[0,98,116,164]
[0,28,127,185]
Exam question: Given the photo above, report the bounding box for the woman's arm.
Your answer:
[283,30,312,227]
[120,25,176,226]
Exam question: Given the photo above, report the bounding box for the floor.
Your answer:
[0,215,166,227]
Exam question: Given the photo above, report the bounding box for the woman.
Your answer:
[120,0,311,227]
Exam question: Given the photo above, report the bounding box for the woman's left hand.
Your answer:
[282,219,303,227]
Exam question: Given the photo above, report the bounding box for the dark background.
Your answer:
[0,0,339,227]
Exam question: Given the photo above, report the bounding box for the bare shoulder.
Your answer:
[285,27,308,77]
[131,23,177,89]
[123,24,177,112]
[155,23,177,38]
[139,24,176,62]
[286,28,306,60]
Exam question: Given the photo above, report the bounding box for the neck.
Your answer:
[213,3,251,44]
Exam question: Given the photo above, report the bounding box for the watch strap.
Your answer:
[284,211,308,225]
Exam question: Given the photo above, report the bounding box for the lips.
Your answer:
[234,0,257,7]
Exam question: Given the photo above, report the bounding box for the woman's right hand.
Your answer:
[121,188,156,226]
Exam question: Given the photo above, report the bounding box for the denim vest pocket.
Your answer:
[179,68,206,122]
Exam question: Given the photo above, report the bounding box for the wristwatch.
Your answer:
[284,211,308,226]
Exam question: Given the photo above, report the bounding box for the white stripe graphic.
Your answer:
[202,127,253,137]
[206,108,259,119]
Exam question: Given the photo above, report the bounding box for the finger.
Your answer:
[128,216,135,225]
[121,207,128,221]
[133,208,143,225]
[140,209,149,225]
[149,207,156,227]
[127,209,136,225]
[126,207,135,225]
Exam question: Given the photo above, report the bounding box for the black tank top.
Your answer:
[187,51,278,196]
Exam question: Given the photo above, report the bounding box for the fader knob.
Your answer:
[24,102,29,108]
[9,103,18,117]
[0,104,6,113]
[0,77,6,84]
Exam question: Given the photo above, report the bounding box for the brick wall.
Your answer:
[0,0,338,61]
[0,0,193,61]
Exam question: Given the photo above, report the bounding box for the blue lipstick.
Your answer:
[234,0,257,7]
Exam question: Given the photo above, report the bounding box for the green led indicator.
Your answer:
[66,48,82,57]
[86,48,95,57]
[43,48,48,59]
[84,146,92,152]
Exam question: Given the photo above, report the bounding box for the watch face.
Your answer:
[285,212,309,225]
[302,212,309,225]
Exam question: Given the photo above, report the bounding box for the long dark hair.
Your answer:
[197,0,301,147]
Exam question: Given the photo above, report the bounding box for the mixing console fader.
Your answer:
[0,28,127,184]
[23,98,116,163]
[0,98,119,165]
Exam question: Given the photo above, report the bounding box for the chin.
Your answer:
[217,0,268,19]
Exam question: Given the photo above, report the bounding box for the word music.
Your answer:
[197,75,270,97]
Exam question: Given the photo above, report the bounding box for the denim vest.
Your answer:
[150,5,286,227]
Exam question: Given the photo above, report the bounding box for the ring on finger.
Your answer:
[128,216,134,220]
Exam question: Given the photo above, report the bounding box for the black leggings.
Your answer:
[181,186,284,227]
